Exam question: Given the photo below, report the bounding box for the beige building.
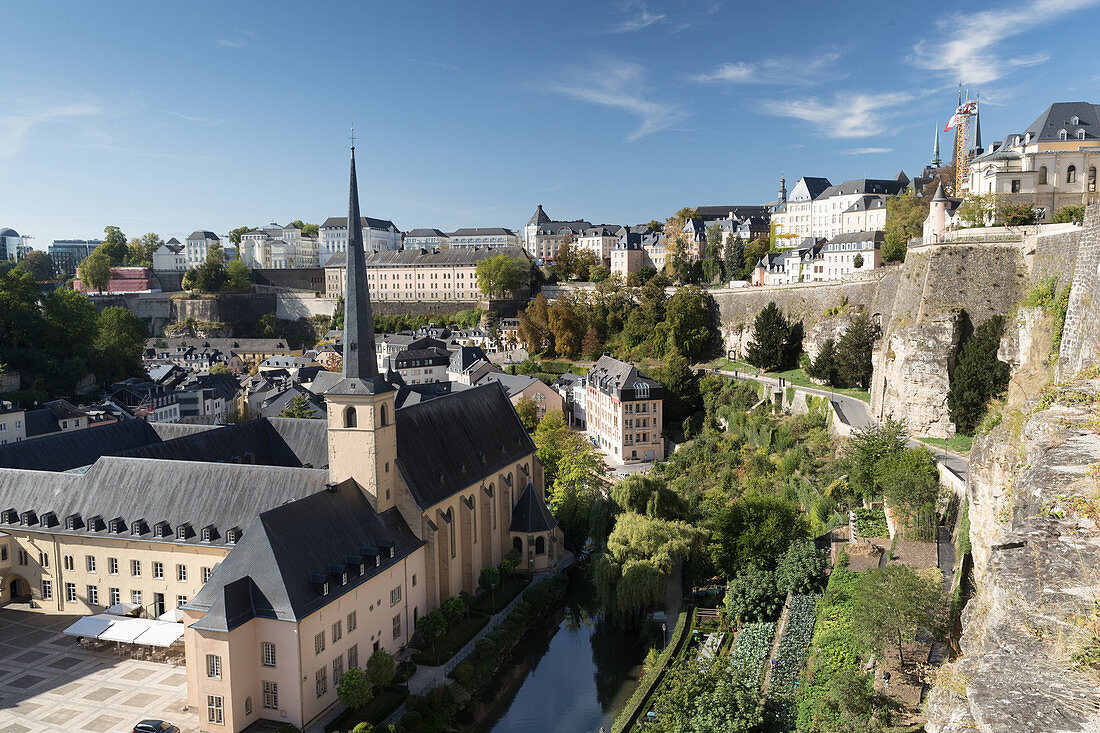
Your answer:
[0,402,26,445]
[585,356,664,463]
[474,372,565,422]
[966,101,1100,214]
[840,196,888,234]
[324,247,529,301]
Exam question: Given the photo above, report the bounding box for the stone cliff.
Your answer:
[926,205,1100,733]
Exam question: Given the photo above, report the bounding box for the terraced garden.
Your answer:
[729,621,776,686]
[766,594,820,723]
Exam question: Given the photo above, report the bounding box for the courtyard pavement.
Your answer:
[0,606,198,733]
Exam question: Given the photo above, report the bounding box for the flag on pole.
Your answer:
[944,101,978,131]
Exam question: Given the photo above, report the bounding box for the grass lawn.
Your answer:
[916,434,974,454]
[412,613,490,667]
[324,685,410,732]
[772,367,871,404]
[470,574,531,616]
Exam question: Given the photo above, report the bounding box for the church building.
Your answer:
[0,146,562,733]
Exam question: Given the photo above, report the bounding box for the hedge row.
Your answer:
[610,609,691,733]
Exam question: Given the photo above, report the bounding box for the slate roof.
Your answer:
[0,420,214,472]
[449,227,516,237]
[474,371,539,398]
[449,346,491,374]
[0,457,330,547]
[824,231,885,245]
[320,216,397,231]
[405,228,448,238]
[147,337,293,354]
[113,417,328,468]
[395,383,534,510]
[692,205,772,221]
[188,480,422,631]
[841,196,888,214]
[818,178,907,200]
[509,482,557,533]
[187,231,220,241]
[1014,101,1100,144]
[586,355,661,397]
[527,204,551,227]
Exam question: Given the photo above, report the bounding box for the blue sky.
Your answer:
[3,0,1100,248]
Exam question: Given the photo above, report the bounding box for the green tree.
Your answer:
[664,286,718,363]
[594,511,707,623]
[476,254,529,298]
[876,447,939,520]
[99,226,129,265]
[798,668,898,733]
[957,193,1000,227]
[227,226,252,246]
[745,302,794,371]
[1052,205,1085,224]
[291,220,320,237]
[547,299,585,358]
[710,495,807,576]
[515,395,538,431]
[806,338,839,385]
[209,362,231,375]
[15,250,54,281]
[843,419,908,505]
[590,264,611,282]
[43,288,98,357]
[852,252,864,269]
[94,306,148,384]
[279,394,319,418]
[225,258,251,292]
[947,315,1010,433]
[364,647,395,687]
[518,293,552,353]
[739,239,770,281]
[883,193,927,263]
[834,313,878,388]
[336,667,373,711]
[726,236,745,280]
[724,563,780,623]
[775,539,827,596]
[416,609,447,658]
[78,251,112,293]
[533,408,572,485]
[478,565,501,610]
[127,232,163,267]
[546,424,606,550]
[441,596,464,624]
[998,201,1038,226]
[650,349,700,431]
[852,564,946,666]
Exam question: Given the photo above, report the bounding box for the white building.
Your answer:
[772,177,831,240]
[0,228,23,261]
[152,238,186,271]
[184,230,221,268]
[840,196,889,234]
[809,176,908,240]
[318,216,400,265]
[404,229,449,248]
[239,222,319,269]
[522,205,592,261]
[448,228,521,249]
[576,226,620,261]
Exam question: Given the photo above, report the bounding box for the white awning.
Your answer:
[106,602,142,616]
[156,608,184,622]
[134,621,185,647]
[98,617,154,643]
[62,614,114,638]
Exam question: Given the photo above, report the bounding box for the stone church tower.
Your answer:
[326,146,398,513]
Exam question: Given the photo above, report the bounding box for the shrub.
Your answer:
[365,648,396,688]
[337,667,373,711]
[725,564,781,624]
[776,540,827,596]
[453,663,476,686]
[398,711,421,731]
[352,723,373,733]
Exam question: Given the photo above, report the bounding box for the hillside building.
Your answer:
[318,216,400,265]
[584,356,664,463]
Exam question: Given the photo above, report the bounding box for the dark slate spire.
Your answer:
[343,146,378,381]
[931,125,942,166]
[327,146,391,396]
[972,102,983,154]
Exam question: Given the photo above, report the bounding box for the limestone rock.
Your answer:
[872,314,958,439]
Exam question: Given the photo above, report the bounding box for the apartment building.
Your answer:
[404,228,449,248]
[185,231,222,269]
[49,239,101,277]
[239,222,320,269]
[318,216,400,265]
[324,246,528,301]
[448,227,521,249]
[585,355,664,463]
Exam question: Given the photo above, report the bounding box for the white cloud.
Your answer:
[842,147,893,155]
[692,52,842,85]
[548,59,689,142]
[0,101,103,159]
[764,92,913,138]
[409,58,462,72]
[910,0,1100,84]
[216,30,255,49]
[610,0,666,32]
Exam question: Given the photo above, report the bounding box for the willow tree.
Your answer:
[594,511,707,624]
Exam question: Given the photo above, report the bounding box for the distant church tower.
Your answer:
[326,144,398,513]
[931,126,942,167]
[777,176,787,206]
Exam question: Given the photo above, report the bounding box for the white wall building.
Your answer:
[184,231,221,268]
[448,228,521,249]
[318,217,400,265]
[239,223,319,269]
[576,226,620,261]
[152,238,187,271]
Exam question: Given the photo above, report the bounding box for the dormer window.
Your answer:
[1059,129,1068,141]
[201,525,215,542]
[177,522,193,540]
[359,562,365,576]
[342,571,348,585]
[1078,129,1086,140]
[1072,115,1080,125]
[88,515,105,532]
[1025,132,1032,144]
[374,555,380,568]
[130,519,147,535]
[40,511,57,527]
[109,517,125,534]
[153,521,170,538]
[389,545,395,559]
[65,513,82,530]
[20,510,37,526]
[226,527,241,543]
[322,581,330,596]
[1,509,16,524]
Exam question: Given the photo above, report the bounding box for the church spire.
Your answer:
[931,125,942,167]
[342,145,381,383]
[971,100,983,154]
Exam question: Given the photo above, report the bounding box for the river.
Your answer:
[470,570,645,733]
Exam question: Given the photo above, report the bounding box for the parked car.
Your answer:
[133,721,179,733]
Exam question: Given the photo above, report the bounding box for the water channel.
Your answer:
[468,569,645,733]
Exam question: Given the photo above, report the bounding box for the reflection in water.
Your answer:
[476,569,644,733]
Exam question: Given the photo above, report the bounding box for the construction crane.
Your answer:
[946,88,979,195]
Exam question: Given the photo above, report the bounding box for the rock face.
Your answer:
[803,313,857,363]
[926,384,1100,733]
[872,314,958,438]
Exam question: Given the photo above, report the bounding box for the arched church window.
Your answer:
[1038,166,1048,185]
[448,509,456,559]
[535,536,545,555]
[1067,165,1077,184]
[379,404,388,427]
[344,406,356,428]
[512,537,523,554]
